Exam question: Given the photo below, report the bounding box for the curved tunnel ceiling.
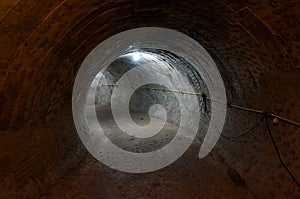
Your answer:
[0,0,300,198]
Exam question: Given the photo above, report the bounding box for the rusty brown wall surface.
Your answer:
[0,0,299,198]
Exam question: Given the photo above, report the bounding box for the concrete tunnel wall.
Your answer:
[94,49,209,125]
[0,0,300,198]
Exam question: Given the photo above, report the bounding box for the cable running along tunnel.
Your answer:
[0,1,300,198]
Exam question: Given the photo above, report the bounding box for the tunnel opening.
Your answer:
[92,48,210,153]
[73,27,227,173]
[1,1,300,198]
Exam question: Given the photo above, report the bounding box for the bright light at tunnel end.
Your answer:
[132,52,141,61]
[72,27,227,173]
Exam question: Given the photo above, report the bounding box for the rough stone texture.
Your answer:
[95,50,208,125]
[0,0,300,198]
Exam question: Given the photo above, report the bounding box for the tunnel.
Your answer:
[1,0,300,198]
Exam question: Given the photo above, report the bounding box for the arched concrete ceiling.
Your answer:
[0,0,299,198]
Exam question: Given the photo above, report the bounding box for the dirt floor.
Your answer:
[41,106,257,199]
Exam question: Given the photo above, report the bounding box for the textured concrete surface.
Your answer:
[0,0,300,198]
[40,106,255,199]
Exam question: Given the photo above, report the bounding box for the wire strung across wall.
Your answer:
[220,116,265,141]
[101,83,300,188]
[102,84,300,127]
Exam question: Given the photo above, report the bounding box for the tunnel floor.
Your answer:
[40,106,257,199]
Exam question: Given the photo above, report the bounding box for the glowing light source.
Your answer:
[132,52,141,61]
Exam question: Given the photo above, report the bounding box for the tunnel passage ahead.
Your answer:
[72,28,228,173]
[0,0,300,198]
